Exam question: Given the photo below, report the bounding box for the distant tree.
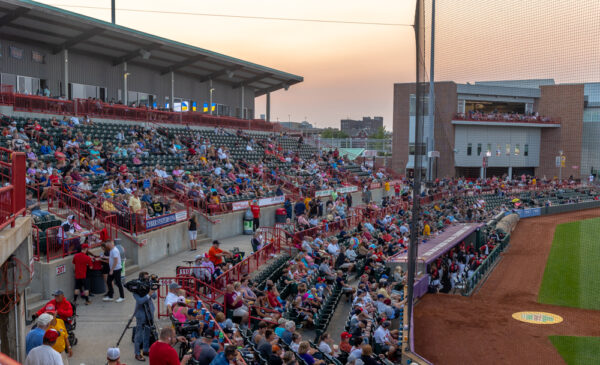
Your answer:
[369,126,387,139]
[321,128,349,139]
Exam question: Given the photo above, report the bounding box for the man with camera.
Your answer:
[132,272,158,362]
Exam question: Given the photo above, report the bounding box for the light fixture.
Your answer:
[139,49,151,60]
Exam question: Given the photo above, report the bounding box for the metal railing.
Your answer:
[0,149,26,231]
[462,234,511,295]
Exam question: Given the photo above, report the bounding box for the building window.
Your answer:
[524,144,529,156]
[515,144,520,156]
[487,144,491,154]
[457,99,465,114]
[496,144,501,156]
[477,143,482,156]
[467,143,472,156]
[506,144,511,156]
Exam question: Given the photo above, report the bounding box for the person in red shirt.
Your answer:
[339,332,353,354]
[72,243,93,305]
[207,240,231,267]
[34,290,73,320]
[149,327,190,365]
[250,200,260,232]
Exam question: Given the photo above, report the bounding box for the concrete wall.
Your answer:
[0,218,33,362]
[197,204,282,240]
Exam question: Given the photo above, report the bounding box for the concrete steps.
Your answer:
[26,291,47,320]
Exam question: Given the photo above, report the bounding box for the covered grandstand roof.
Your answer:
[0,0,303,96]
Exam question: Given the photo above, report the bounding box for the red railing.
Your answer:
[454,113,560,124]
[213,227,290,290]
[2,88,277,132]
[0,149,26,231]
[156,276,227,318]
[32,225,107,262]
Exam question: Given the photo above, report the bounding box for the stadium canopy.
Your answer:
[0,0,303,96]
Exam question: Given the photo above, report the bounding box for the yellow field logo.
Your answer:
[512,311,563,324]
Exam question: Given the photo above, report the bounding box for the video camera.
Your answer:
[124,274,160,296]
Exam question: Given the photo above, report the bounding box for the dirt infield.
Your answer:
[414,209,600,365]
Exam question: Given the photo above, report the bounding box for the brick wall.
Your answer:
[392,82,457,177]
[537,84,584,179]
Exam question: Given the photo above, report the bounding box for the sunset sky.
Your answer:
[38,0,600,130]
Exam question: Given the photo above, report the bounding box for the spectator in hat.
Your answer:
[339,332,353,354]
[47,312,72,364]
[72,243,93,305]
[34,289,73,320]
[24,329,63,365]
[107,347,123,365]
[191,329,217,364]
[25,313,53,355]
[207,240,232,267]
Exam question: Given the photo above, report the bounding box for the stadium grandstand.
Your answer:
[1,1,599,365]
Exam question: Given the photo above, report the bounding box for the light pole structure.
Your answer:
[209,88,215,115]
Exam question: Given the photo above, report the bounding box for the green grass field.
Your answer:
[538,217,600,311]
[549,336,600,365]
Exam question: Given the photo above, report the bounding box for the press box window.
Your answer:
[467,143,472,156]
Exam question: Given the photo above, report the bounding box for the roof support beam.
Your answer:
[0,7,29,29]
[255,82,292,97]
[233,73,272,89]
[160,54,207,75]
[198,65,244,83]
[112,43,162,66]
[52,27,105,54]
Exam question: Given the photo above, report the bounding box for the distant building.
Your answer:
[393,79,600,179]
[279,121,322,135]
[341,116,383,137]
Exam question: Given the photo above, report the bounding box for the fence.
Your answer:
[3,88,277,132]
[32,225,107,262]
[463,234,510,296]
[212,227,290,290]
[156,276,227,318]
[0,149,26,231]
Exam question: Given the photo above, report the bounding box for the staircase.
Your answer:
[25,290,47,320]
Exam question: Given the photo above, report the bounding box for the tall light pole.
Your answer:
[426,0,436,183]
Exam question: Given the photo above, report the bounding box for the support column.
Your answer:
[241,85,245,119]
[266,92,271,122]
[481,167,485,179]
[170,71,175,111]
[123,62,128,105]
[508,166,513,180]
[63,49,68,98]
[209,79,213,115]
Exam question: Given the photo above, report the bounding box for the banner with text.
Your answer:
[231,195,286,211]
[315,185,359,198]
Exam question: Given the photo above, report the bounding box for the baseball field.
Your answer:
[414,209,600,365]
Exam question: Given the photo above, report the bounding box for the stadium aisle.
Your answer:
[54,234,253,365]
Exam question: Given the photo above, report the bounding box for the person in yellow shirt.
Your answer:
[101,199,117,213]
[48,313,72,364]
[384,181,390,195]
[423,223,431,236]
[128,192,142,213]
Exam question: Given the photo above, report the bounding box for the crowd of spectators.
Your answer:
[456,110,555,123]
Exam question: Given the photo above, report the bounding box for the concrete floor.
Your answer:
[40,234,253,365]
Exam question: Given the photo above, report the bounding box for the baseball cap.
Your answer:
[204,329,215,339]
[44,329,59,342]
[81,243,89,249]
[36,313,53,327]
[195,255,203,261]
[52,289,64,296]
[44,304,56,313]
[341,332,352,339]
[107,348,120,361]
[377,294,385,299]
[382,321,391,328]
[169,283,181,290]
[176,296,187,304]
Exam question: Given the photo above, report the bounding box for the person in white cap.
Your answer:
[107,347,123,365]
[25,313,53,354]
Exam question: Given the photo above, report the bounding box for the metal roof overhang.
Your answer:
[0,0,303,95]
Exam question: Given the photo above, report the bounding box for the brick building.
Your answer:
[340,116,383,137]
[393,79,600,180]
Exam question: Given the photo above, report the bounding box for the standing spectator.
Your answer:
[103,240,125,302]
[148,327,190,365]
[24,330,63,365]
[188,215,198,251]
[47,312,72,364]
[134,272,157,362]
[25,313,53,355]
[250,200,261,232]
[72,243,93,305]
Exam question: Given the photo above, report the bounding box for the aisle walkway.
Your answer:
[55,235,253,365]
